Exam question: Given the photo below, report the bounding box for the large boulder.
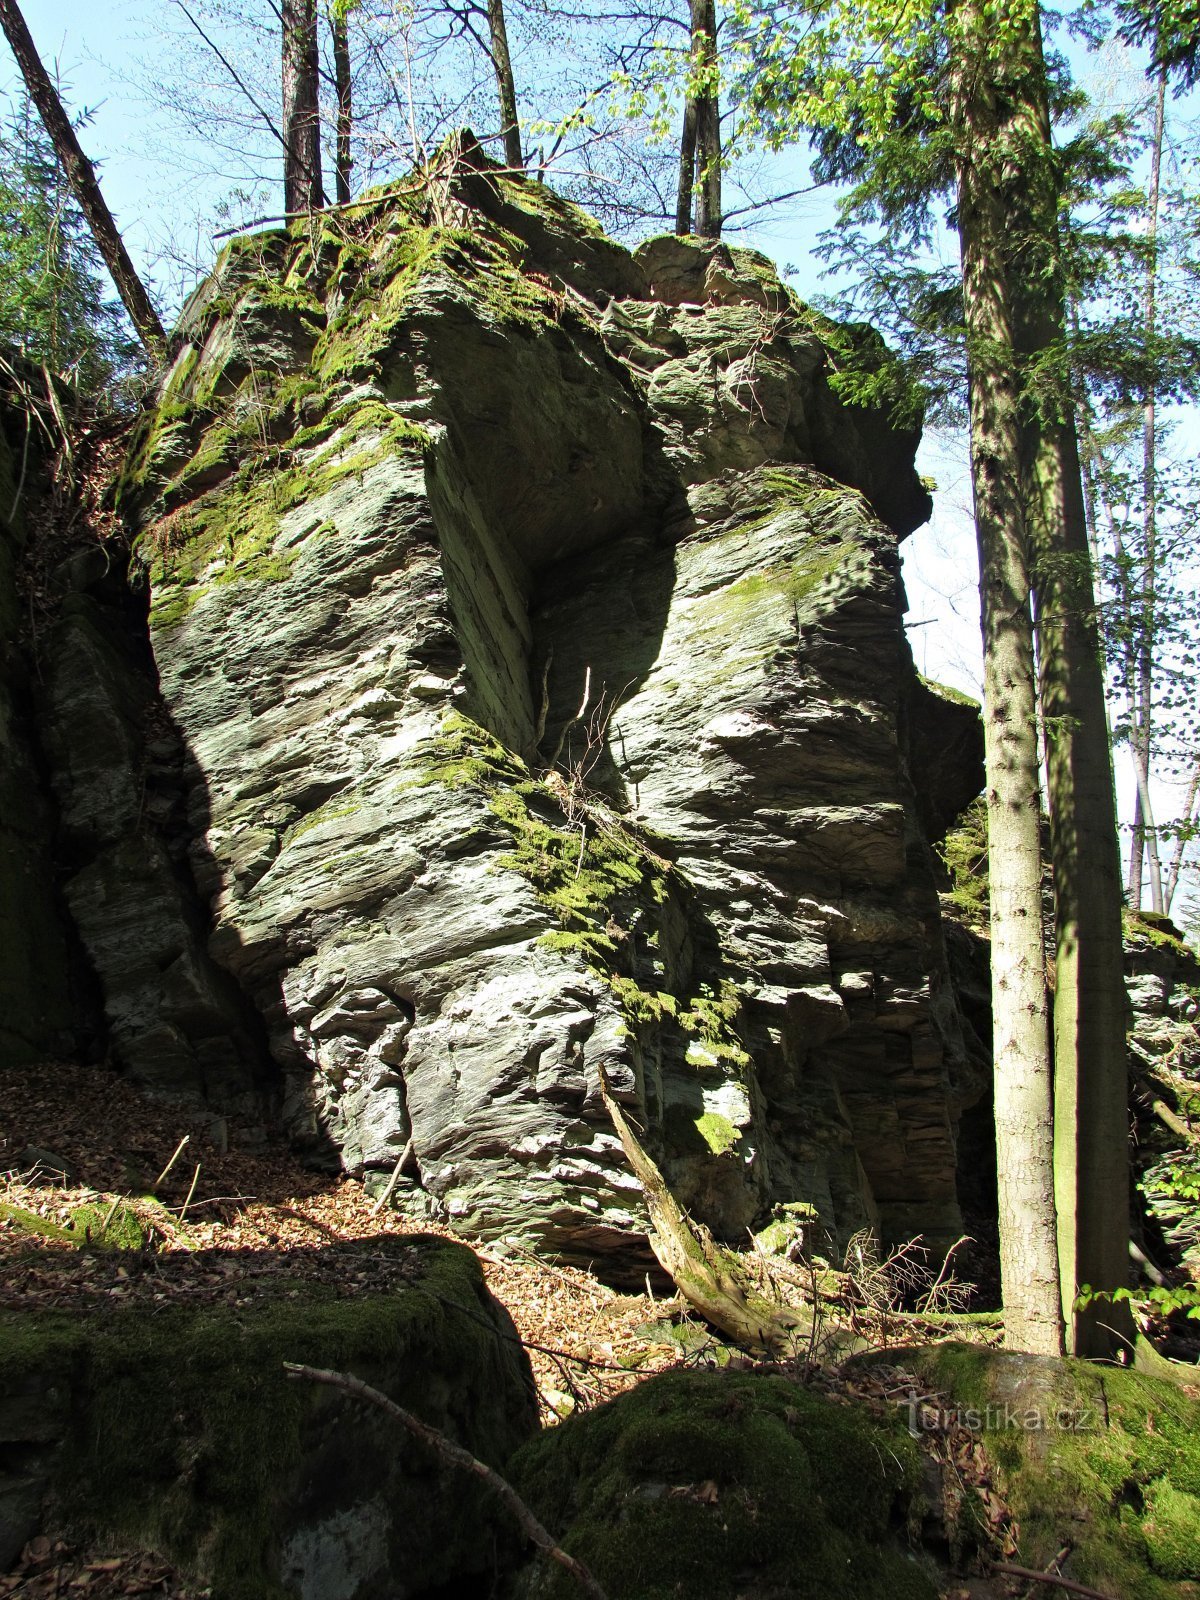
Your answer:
[90,141,984,1273]
[0,1236,537,1597]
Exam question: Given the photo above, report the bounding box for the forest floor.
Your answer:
[2,1059,1030,1600]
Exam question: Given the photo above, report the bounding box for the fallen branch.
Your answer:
[1150,1097,1198,1146]
[370,1135,415,1217]
[153,1135,191,1193]
[284,1363,609,1600]
[177,1162,201,1225]
[598,1066,807,1358]
[993,1562,1116,1599]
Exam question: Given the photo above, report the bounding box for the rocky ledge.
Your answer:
[32,137,986,1276]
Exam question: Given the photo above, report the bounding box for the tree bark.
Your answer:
[675,92,698,234]
[330,3,353,206]
[675,0,721,236]
[0,0,164,354]
[486,0,523,171]
[949,0,1064,1358]
[1134,67,1168,914]
[692,0,721,236]
[1003,6,1131,1361]
[282,0,323,213]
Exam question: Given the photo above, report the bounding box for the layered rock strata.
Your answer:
[109,143,983,1271]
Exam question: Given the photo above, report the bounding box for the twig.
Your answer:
[99,1195,123,1236]
[284,1364,610,1600]
[370,1135,415,1217]
[549,665,591,770]
[177,1162,201,1225]
[1022,1547,1072,1600]
[153,1135,191,1193]
[993,1562,1116,1599]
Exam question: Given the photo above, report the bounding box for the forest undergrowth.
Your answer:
[0,1059,1024,1599]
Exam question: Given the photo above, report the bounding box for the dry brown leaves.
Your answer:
[0,1537,203,1600]
[839,1363,1019,1565]
[0,1060,691,1412]
[2,1060,1018,1598]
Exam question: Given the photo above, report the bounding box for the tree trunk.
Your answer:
[675,93,698,234]
[0,0,164,354]
[995,1,1131,1361]
[486,0,523,171]
[1029,419,1132,1359]
[330,3,353,206]
[1135,68,1168,915]
[282,0,323,213]
[691,0,721,237]
[949,0,1063,1358]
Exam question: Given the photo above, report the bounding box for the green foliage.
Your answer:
[937,795,990,933]
[0,97,138,389]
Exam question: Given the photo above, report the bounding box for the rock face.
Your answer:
[42,142,984,1273]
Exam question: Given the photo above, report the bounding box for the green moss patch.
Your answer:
[0,1237,535,1599]
[426,713,752,1075]
[509,1367,936,1599]
[892,1342,1200,1599]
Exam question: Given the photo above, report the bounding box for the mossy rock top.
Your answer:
[0,1235,537,1599]
[508,1366,937,1599]
[872,1342,1200,1597]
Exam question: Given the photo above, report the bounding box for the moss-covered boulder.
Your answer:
[877,1342,1200,1598]
[506,1367,937,1599]
[0,1236,537,1596]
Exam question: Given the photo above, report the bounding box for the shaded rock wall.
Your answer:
[10,146,987,1274]
[0,403,80,1065]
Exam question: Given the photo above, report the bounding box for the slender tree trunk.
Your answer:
[1164,757,1200,914]
[692,0,721,237]
[676,94,699,234]
[0,0,164,353]
[486,0,523,171]
[1029,421,1132,1359]
[330,3,353,206]
[949,0,1063,1358]
[1002,3,1131,1361]
[282,0,323,212]
[1135,68,1168,914]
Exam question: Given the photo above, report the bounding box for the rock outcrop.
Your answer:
[11,140,987,1275]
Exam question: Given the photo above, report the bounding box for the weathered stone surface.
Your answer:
[34,565,266,1109]
[108,149,984,1272]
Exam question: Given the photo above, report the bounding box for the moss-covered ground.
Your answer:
[895,1342,1200,1596]
[0,1236,533,1599]
[508,1366,937,1600]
